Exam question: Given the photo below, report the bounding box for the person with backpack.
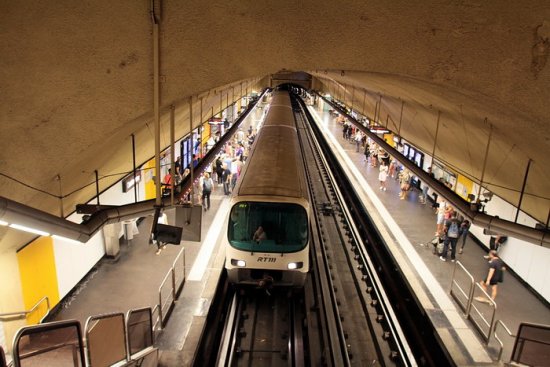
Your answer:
[439,211,461,262]
[202,173,214,211]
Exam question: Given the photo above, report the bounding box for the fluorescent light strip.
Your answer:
[9,223,50,237]
[51,235,81,244]
[0,220,8,226]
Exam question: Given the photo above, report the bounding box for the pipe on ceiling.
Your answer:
[315,92,550,248]
[0,88,268,246]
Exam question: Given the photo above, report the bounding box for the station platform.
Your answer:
[51,97,550,366]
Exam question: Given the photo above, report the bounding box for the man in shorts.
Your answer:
[477,250,505,302]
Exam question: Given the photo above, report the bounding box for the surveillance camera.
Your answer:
[482,192,493,199]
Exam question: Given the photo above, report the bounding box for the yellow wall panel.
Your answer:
[16,237,59,324]
[143,158,157,200]
[456,174,474,200]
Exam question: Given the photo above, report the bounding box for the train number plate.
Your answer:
[257,257,276,263]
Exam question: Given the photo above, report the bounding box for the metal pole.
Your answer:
[200,97,204,155]
[131,134,137,203]
[515,159,532,222]
[94,170,100,205]
[376,94,383,124]
[351,85,355,111]
[152,13,161,206]
[170,105,175,206]
[189,97,194,205]
[398,100,404,137]
[430,111,441,172]
[56,175,63,217]
[476,120,493,203]
[362,89,367,118]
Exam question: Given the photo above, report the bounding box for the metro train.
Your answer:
[224,89,310,288]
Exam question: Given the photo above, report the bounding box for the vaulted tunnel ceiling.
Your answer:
[1,1,549,251]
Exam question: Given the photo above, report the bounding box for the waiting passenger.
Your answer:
[378,162,388,191]
[398,168,411,200]
[457,219,471,254]
[253,226,267,243]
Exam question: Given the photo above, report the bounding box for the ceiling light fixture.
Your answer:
[0,220,8,226]
[9,223,50,237]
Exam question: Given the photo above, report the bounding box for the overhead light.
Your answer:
[51,235,81,244]
[9,223,50,237]
[0,220,8,226]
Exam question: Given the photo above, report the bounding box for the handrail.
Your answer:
[173,247,186,298]
[494,319,514,362]
[0,296,50,322]
[449,261,475,316]
[84,312,128,366]
[18,341,80,360]
[468,283,498,343]
[152,304,161,333]
[158,268,174,327]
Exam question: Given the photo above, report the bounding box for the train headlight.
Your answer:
[231,259,246,267]
[287,262,303,270]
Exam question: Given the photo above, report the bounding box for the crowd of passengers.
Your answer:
[337,113,506,303]
[161,123,258,211]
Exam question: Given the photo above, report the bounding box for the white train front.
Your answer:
[224,89,310,288]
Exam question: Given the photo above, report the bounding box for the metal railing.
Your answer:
[157,247,185,329]
[449,261,498,343]
[0,296,50,323]
[494,319,514,362]
[126,307,154,356]
[12,320,86,367]
[11,308,158,367]
[84,312,128,367]
[510,322,550,366]
[449,261,475,316]
[468,282,498,343]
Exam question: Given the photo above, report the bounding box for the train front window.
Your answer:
[228,202,308,252]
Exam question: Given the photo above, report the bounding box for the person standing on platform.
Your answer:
[378,163,388,191]
[458,219,471,254]
[484,234,508,259]
[398,168,411,200]
[162,168,173,196]
[354,131,363,152]
[222,164,231,195]
[435,198,447,236]
[477,250,505,301]
[439,211,461,262]
[364,142,370,163]
[202,173,214,211]
[215,155,224,185]
[371,146,378,168]
[388,157,397,179]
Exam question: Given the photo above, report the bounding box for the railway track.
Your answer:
[217,290,305,367]
[195,88,452,366]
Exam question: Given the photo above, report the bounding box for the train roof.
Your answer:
[236,93,307,199]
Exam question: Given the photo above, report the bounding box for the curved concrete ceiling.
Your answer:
[1,1,549,251]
